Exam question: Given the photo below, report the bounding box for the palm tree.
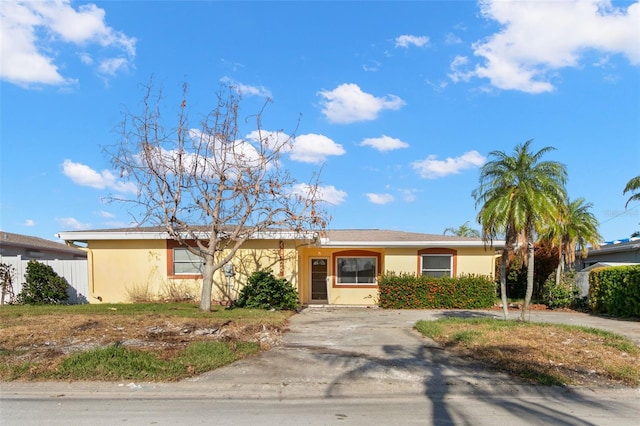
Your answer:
[443,221,481,238]
[625,175,640,237]
[472,140,567,320]
[540,198,602,284]
[624,175,640,207]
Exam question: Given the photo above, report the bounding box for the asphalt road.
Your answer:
[2,389,639,425]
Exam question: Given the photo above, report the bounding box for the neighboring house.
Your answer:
[0,232,89,304]
[576,238,640,271]
[0,231,87,260]
[56,227,503,306]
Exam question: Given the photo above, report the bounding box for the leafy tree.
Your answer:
[472,140,567,320]
[17,260,69,304]
[109,81,326,311]
[443,221,481,238]
[539,197,601,284]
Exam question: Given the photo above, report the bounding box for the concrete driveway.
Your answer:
[193,307,640,399]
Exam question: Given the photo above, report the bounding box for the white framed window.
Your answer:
[336,256,377,285]
[173,248,203,275]
[421,254,452,277]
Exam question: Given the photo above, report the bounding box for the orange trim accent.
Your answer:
[417,248,457,276]
[278,240,285,277]
[166,240,203,279]
[332,250,382,288]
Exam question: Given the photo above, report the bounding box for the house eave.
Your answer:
[56,230,317,243]
[318,239,505,249]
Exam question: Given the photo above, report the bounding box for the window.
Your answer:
[336,257,377,284]
[421,254,452,277]
[173,248,203,275]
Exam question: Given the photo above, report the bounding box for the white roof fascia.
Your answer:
[318,240,505,248]
[56,231,171,241]
[252,231,317,240]
[56,230,317,242]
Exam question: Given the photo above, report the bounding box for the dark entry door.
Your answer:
[311,258,328,302]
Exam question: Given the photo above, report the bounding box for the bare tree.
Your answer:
[109,80,327,311]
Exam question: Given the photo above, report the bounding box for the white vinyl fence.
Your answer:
[0,256,89,304]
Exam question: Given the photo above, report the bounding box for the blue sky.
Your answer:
[1,0,639,243]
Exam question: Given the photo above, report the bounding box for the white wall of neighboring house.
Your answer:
[0,256,89,304]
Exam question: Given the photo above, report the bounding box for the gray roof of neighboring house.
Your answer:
[0,231,86,255]
[57,227,503,248]
[588,238,640,254]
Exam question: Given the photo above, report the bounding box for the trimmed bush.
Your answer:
[234,270,299,310]
[589,265,640,318]
[542,271,579,310]
[378,272,496,309]
[16,260,69,305]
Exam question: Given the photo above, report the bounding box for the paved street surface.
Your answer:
[2,308,639,425]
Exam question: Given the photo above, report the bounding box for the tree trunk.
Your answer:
[199,256,215,312]
[500,249,509,320]
[521,241,535,321]
[555,250,562,286]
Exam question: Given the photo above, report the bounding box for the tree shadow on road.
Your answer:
[314,329,632,426]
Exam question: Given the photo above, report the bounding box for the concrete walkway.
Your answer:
[2,308,639,425]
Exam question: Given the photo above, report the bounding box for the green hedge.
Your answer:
[378,272,496,309]
[589,265,640,318]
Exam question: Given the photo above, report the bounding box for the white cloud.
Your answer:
[454,0,640,93]
[98,57,130,76]
[24,219,35,226]
[290,134,346,164]
[245,130,292,152]
[62,159,137,194]
[360,135,409,152]
[445,32,462,45]
[317,83,405,124]
[362,60,381,72]
[56,217,91,230]
[221,77,272,98]
[94,210,115,219]
[366,193,395,205]
[1,0,136,87]
[400,189,418,202]
[291,184,347,206]
[449,55,473,83]
[395,34,429,48]
[412,150,486,179]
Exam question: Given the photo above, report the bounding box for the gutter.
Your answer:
[317,240,506,249]
[56,230,318,242]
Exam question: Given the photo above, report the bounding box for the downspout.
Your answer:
[84,246,100,302]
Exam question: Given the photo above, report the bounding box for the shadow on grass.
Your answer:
[433,310,500,319]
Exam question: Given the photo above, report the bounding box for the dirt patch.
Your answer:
[428,321,640,387]
[0,314,284,369]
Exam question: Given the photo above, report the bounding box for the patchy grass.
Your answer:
[0,303,293,381]
[415,317,640,387]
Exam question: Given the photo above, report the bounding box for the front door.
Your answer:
[310,258,329,303]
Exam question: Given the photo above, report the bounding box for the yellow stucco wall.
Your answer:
[298,246,498,306]
[87,238,300,304]
[87,240,172,303]
[86,238,498,305]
